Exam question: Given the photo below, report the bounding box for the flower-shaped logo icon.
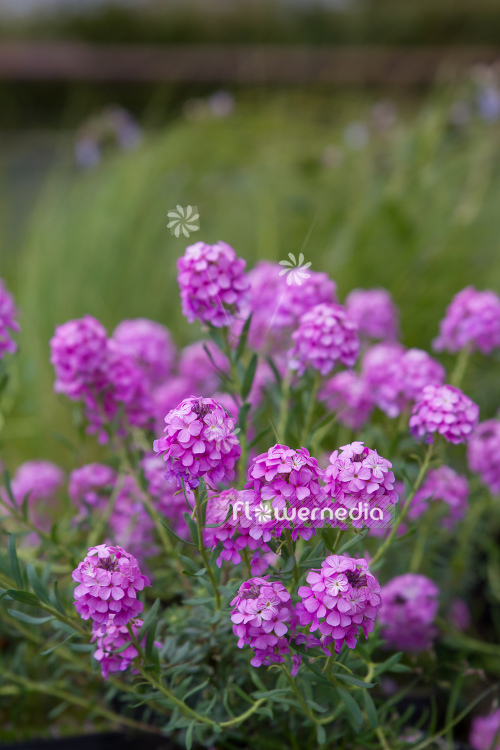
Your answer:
[167,205,200,238]
[254,501,273,524]
[278,252,312,286]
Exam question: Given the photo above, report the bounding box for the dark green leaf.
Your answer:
[8,534,24,589]
[363,690,378,729]
[183,512,199,546]
[338,529,369,555]
[137,598,160,642]
[26,564,51,605]
[161,520,196,546]
[336,687,363,725]
[185,721,195,750]
[3,470,17,510]
[373,652,402,676]
[316,724,327,745]
[6,590,39,606]
[50,581,67,615]
[241,353,258,400]
[7,609,53,625]
[335,674,374,689]
[236,314,253,361]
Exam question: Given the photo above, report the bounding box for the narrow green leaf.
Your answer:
[183,512,199,546]
[236,314,253,361]
[137,598,160,642]
[183,680,209,700]
[316,724,327,745]
[336,687,363,725]
[7,609,53,625]
[373,652,402,676]
[160,520,196,546]
[241,353,258,400]
[3,470,17,510]
[8,534,24,589]
[6,590,39,606]
[41,635,76,656]
[338,529,369,555]
[26,564,51,605]
[335,674,374,689]
[185,720,195,750]
[363,690,378,729]
[50,581,67,615]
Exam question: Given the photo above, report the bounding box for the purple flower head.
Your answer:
[470,710,500,750]
[378,574,439,653]
[243,444,330,544]
[408,466,469,530]
[112,318,176,386]
[230,577,292,667]
[433,286,500,355]
[320,370,373,430]
[288,303,359,376]
[345,288,399,341]
[50,315,108,399]
[177,241,250,328]
[153,396,241,489]
[92,616,141,680]
[297,555,382,653]
[69,463,116,513]
[324,442,399,530]
[409,384,479,445]
[0,279,20,357]
[11,460,64,505]
[362,344,445,418]
[72,544,151,628]
[468,419,500,494]
[236,261,337,352]
[449,598,471,632]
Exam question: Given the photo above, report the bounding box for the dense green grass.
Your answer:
[2,87,500,468]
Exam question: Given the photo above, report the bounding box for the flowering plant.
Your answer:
[1,249,500,749]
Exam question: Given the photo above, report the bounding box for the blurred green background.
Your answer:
[2,0,500,471]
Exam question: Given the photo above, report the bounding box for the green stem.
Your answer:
[284,528,299,586]
[370,443,434,567]
[301,371,321,447]
[277,371,291,444]
[376,726,392,750]
[194,486,221,609]
[87,473,126,548]
[450,344,471,388]
[281,664,318,723]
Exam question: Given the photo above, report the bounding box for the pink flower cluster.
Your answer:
[153,396,240,489]
[434,286,500,354]
[324,442,399,529]
[408,465,469,530]
[50,315,176,440]
[409,384,479,444]
[73,545,150,628]
[468,419,500,494]
[244,444,330,543]
[10,460,64,504]
[112,318,175,386]
[92,617,143,680]
[203,488,275,575]
[345,288,399,341]
[378,574,439,652]
[230,577,292,667]
[470,710,500,750]
[288,303,359,376]
[236,261,337,353]
[361,344,445,418]
[0,278,20,358]
[296,555,381,653]
[177,241,250,328]
[69,465,155,561]
[320,371,373,431]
